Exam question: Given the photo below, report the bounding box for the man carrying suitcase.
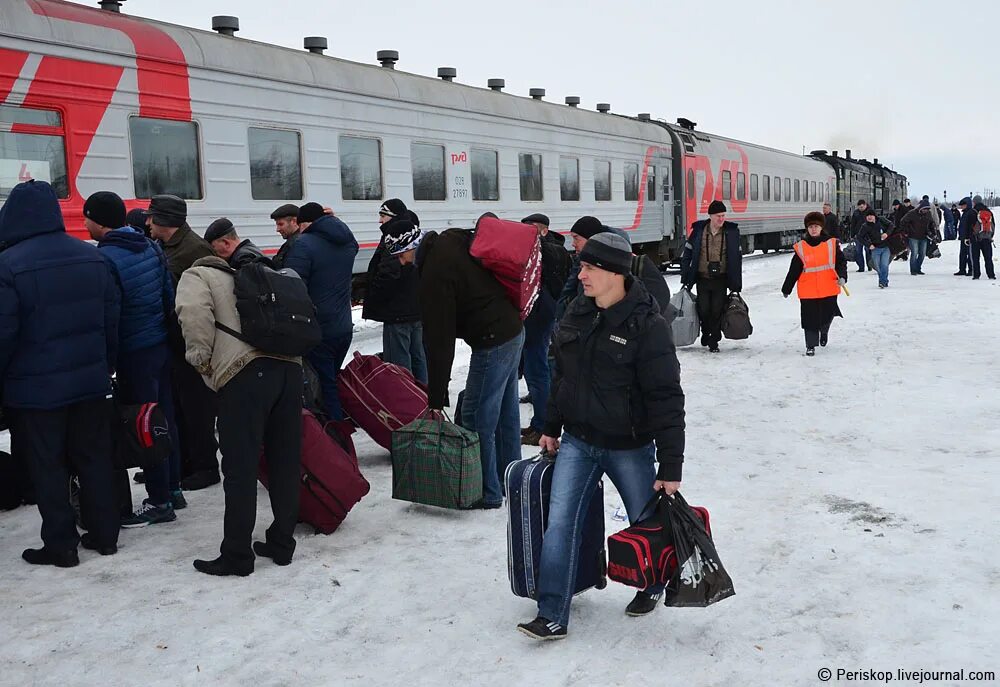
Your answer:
[517,233,686,640]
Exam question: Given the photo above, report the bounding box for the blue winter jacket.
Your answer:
[99,227,174,354]
[0,181,120,410]
[283,214,359,339]
[680,220,743,292]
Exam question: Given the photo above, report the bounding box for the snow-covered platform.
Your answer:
[1,240,997,686]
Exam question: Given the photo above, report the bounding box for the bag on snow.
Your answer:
[927,241,942,259]
[506,453,607,599]
[721,293,753,340]
[662,492,735,607]
[607,494,710,590]
[842,242,858,263]
[669,287,699,347]
[212,259,322,357]
[259,409,369,534]
[470,216,542,320]
[113,400,171,472]
[391,412,482,509]
[337,352,428,451]
[973,209,995,241]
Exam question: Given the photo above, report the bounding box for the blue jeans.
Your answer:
[855,241,872,271]
[307,334,352,420]
[908,238,927,274]
[537,432,662,627]
[460,328,524,505]
[522,318,555,432]
[116,342,181,504]
[383,321,427,385]
[872,246,891,286]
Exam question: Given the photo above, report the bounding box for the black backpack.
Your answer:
[212,259,322,356]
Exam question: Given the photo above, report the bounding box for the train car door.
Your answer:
[652,155,673,238]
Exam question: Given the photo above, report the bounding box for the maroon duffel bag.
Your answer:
[470,216,542,320]
[336,351,428,450]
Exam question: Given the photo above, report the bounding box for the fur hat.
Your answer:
[147,194,187,228]
[804,211,825,229]
[578,232,632,275]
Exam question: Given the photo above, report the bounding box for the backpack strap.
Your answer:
[631,254,643,276]
[202,262,244,342]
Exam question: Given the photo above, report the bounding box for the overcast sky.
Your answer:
[83,0,996,203]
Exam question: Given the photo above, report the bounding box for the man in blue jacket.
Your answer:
[284,210,359,419]
[85,191,183,528]
[680,200,743,353]
[0,181,121,567]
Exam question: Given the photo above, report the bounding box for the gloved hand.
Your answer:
[838,277,846,285]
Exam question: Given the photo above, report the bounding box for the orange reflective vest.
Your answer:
[793,239,840,299]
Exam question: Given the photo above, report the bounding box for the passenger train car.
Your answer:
[0,0,906,277]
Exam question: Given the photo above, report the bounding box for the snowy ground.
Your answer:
[1,240,999,686]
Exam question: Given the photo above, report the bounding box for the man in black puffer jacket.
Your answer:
[363,199,426,383]
[517,232,685,642]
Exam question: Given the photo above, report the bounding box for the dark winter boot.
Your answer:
[253,541,292,566]
[806,348,816,357]
[181,469,220,491]
[517,616,567,640]
[22,547,79,568]
[625,591,662,617]
[819,331,829,347]
[80,532,117,556]
[193,556,253,577]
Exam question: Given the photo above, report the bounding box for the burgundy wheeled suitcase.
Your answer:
[336,352,428,450]
[259,409,369,534]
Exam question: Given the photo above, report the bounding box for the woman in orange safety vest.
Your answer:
[781,212,849,356]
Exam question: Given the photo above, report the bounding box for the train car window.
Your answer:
[595,160,612,201]
[721,170,732,200]
[248,128,302,201]
[411,143,446,201]
[662,166,670,200]
[471,148,499,201]
[810,181,817,202]
[560,157,580,201]
[130,117,202,200]
[519,153,543,201]
[0,105,69,199]
[773,176,780,201]
[763,175,770,201]
[750,174,758,201]
[647,165,656,201]
[624,162,640,201]
[794,179,800,202]
[737,172,746,201]
[826,183,831,202]
[339,136,383,201]
[686,168,695,199]
[784,177,791,203]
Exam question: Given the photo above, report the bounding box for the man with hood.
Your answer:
[0,181,121,567]
[899,199,937,275]
[362,199,426,383]
[518,232,685,640]
[284,208,359,419]
[175,254,303,577]
[146,194,220,491]
[85,191,184,527]
[680,201,743,352]
[204,219,265,268]
[968,195,996,280]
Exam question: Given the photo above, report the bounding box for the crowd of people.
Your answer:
[0,177,992,640]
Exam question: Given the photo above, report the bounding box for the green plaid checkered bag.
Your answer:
[391,415,482,509]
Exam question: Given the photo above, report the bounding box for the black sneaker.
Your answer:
[806,348,816,357]
[708,344,720,353]
[133,471,146,484]
[253,541,292,566]
[22,547,79,568]
[954,271,968,276]
[625,591,662,617]
[820,332,828,347]
[181,469,220,491]
[193,555,253,577]
[120,500,176,528]
[81,532,117,556]
[170,489,187,511]
[517,616,567,640]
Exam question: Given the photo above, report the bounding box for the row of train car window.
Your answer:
[685,168,831,204]
[0,108,664,203]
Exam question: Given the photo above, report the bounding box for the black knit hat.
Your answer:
[891,199,901,206]
[578,232,632,275]
[407,210,420,227]
[270,203,299,220]
[804,211,825,229]
[521,213,550,227]
[570,216,603,239]
[126,208,148,233]
[707,200,727,215]
[297,202,325,224]
[204,218,235,243]
[83,191,126,229]
[383,218,422,255]
[147,194,187,227]
[378,198,408,218]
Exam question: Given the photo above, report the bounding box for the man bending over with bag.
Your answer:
[517,232,686,640]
